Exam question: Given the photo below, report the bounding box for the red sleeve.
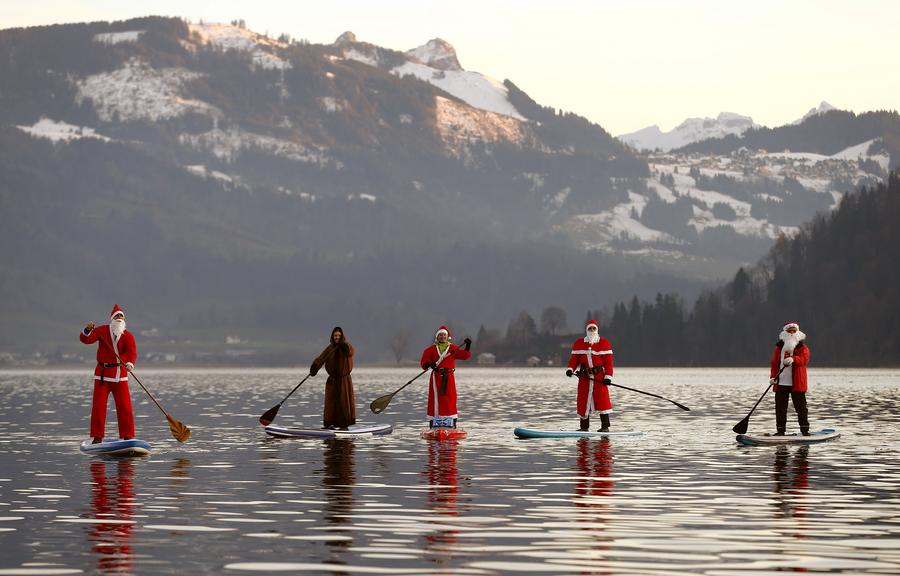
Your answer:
[601,338,613,378]
[120,331,137,365]
[792,344,810,367]
[80,328,98,344]
[454,345,471,361]
[420,347,435,369]
[770,345,781,377]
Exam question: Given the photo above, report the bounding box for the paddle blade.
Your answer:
[732,417,750,435]
[369,393,393,414]
[259,404,281,427]
[167,415,192,443]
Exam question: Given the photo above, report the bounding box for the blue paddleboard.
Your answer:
[265,423,393,439]
[514,427,642,439]
[736,427,840,446]
[80,438,152,457]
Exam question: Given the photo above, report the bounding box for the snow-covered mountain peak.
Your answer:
[792,101,837,124]
[334,31,357,46]
[406,38,462,71]
[619,112,758,152]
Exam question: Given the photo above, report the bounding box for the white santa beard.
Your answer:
[779,330,805,354]
[585,331,600,344]
[111,320,126,340]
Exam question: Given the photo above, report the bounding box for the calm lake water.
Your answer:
[1,367,899,575]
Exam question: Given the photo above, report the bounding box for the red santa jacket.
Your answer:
[567,337,614,379]
[80,325,137,383]
[770,341,809,392]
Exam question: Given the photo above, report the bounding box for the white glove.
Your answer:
[125,362,134,371]
[769,377,778,385]
[782,357,794,366]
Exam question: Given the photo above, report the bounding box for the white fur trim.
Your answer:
[782,322,799,331]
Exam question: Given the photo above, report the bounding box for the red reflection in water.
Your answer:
[575,437,614,501]
[423,439,462,555]
[773,445,810,528]
[87,459,136,574]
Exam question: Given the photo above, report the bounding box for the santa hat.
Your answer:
[585,319,599,331]
[434,325,451,340]
[110,305,125,320]
[782,321,799,331]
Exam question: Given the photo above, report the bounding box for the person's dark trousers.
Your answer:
[775,386,809,434]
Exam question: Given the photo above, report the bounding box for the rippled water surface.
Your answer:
[1,367,899,575]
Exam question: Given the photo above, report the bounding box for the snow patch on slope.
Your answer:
[179,127,334,167]
[571,192,677,244]
[434,96,526,152]
[76,58,220,122]
[188,23,290,70]
[16,118,111,142]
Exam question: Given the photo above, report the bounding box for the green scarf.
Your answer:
[436,342,450,355]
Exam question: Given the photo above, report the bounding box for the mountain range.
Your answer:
[0,16,897,363]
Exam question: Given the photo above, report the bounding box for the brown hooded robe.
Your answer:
[312,338,356,429]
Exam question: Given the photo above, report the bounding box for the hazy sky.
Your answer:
[2,0,898,135]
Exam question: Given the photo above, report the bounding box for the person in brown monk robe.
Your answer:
[310,327,356,430]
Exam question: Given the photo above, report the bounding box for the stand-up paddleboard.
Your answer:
[265,423,393,439]
[421,427,467,441]
[514,427,642,439]
[736,427,840,446]
[80,438,151,457]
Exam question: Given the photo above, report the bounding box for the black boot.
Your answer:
[774,430,785,436]
[598,414,610,433]
[91,437,103,444]
[801,428,810,436]
[578,417,590,431]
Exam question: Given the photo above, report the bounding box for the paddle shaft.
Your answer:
[577,371,691,411]
[275,372,313,409]
[94,330,169,418]
[736,364,787,430]
[370,342,468,413]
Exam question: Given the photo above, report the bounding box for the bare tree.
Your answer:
[540,305,567,335]
[389,331,410,364]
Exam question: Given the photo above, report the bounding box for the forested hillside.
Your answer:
[482,172,900,367]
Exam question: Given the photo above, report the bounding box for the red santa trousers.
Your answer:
[91,380,135,439]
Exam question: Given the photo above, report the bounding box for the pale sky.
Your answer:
[2,0,898,135]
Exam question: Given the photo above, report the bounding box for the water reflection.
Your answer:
[321,439,355,550]
[772,445,809,522]
[575,438,614,504]
[87,459,136,574]
[422,439,462,560]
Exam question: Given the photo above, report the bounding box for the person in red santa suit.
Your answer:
[566,319,614,431]
[80,305,137,443]
[420,326,471,429]
[769,321,811,436]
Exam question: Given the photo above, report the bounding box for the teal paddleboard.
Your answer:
[514,427,642,439]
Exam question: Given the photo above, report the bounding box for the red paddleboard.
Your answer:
[421,427,467,441]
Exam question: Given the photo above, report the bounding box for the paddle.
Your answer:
[259,373,313,426]
[369,342,468,414]
[732,365,786,435]
[126,367,192,442]
[577,371,691,411]
[258,343,340,426]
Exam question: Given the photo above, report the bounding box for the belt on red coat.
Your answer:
[97,362,123,383]
[436,367,454,395]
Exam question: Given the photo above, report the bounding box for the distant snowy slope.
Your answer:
[619,112,758,152]
[340,35,524,120]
